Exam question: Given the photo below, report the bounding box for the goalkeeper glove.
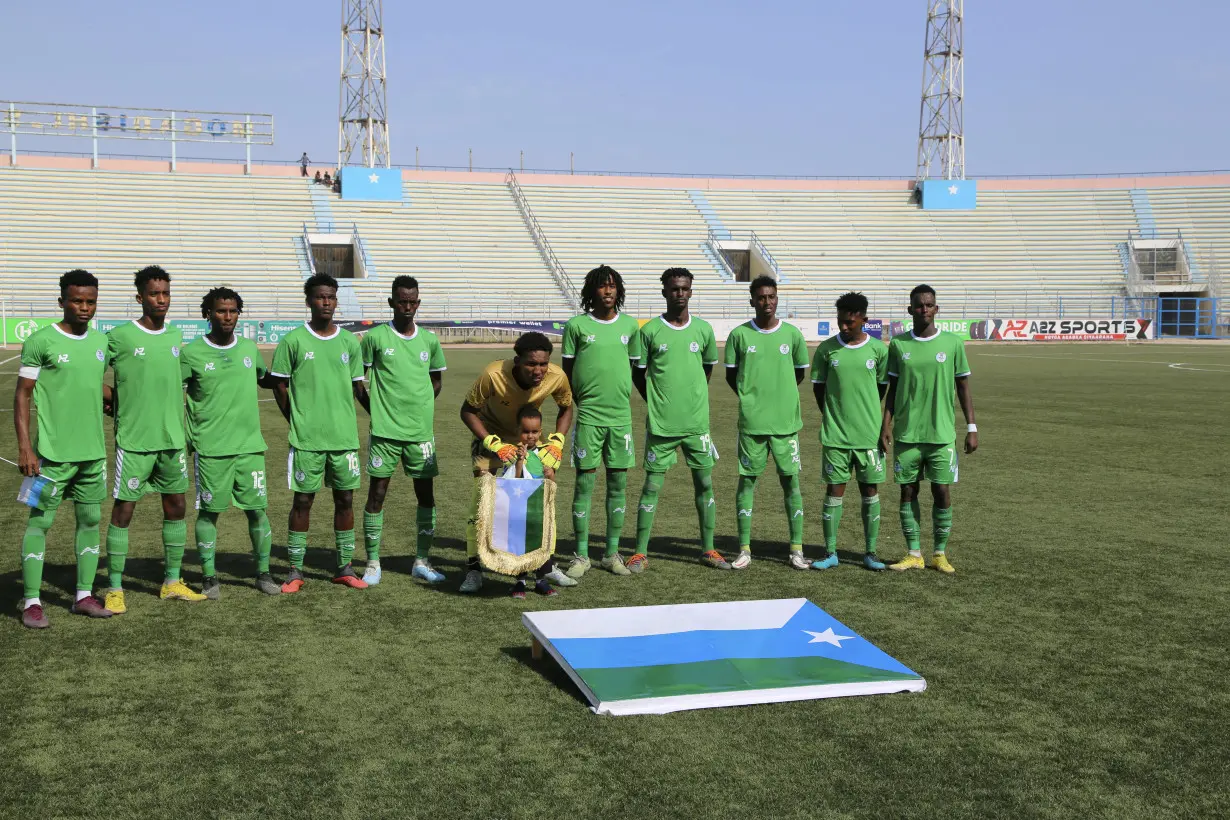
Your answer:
[482,435,518,463]
[538,432,566,470]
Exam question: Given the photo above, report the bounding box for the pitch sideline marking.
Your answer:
[979,353,1230,371]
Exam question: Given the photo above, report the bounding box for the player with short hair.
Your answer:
[181,287,281,597]
[458,331,576,593]
[810,291,890,571]
[560,265,640,579]
[723,275,809,570]
[270,273,367,592]
[14,270,114,627]
[359,275,447,586]
[880,284,978,574]
[628,268,728,572]
[105,265,204,611]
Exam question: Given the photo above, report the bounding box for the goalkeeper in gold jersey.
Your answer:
[458,332,576,593]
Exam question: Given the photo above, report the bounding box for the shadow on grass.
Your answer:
[500,644,590,707]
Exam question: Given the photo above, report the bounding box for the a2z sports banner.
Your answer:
[989,318,1154,341]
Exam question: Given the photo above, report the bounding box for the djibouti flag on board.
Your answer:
[523,598,925,715]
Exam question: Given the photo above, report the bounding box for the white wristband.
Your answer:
[967,423,978,433]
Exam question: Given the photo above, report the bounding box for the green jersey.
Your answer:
[107,320,186,452]
[886,330,971,445]
[723,319,809,435]
[561,311,640,427]
[628,315,718,436]
[180,336,268,457]
[360,323,446,441]
[810,334,889,449]
[19,324,108,463]
[270,324,364,451]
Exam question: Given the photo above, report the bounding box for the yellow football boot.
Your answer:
[888,554,926,572]
[104,588,127,614]
[160,579,208,602]
[930,553,956,574]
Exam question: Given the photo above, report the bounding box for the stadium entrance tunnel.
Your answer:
[713,236,780,283]
[307,232,366,280]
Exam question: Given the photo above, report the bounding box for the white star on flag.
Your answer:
[508,483,529,498]
[369,173,380,183]
[948,184,959,195]
[803,628,855,647]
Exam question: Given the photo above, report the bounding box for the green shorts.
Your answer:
[572,423,635,471]
[288,447,362,493]
[893,442,959,485]
[367,435,439,479]
[113,447,189,501]
[194,452,268,512]
[737,432,801,477]
[822,447,887,485]
[20,458,107,511]
[644,431,717,473]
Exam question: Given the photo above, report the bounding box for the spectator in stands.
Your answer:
[314,171,323,184]
[323,171,332,187]
[333,174,342,194]
[300,153,310,177]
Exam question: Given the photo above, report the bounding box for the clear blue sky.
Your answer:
[3,0,1227,176]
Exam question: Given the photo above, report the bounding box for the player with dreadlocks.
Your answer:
[560,265,641,579]
[180,287,282,597]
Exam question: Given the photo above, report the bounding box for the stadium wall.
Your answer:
[4,153,1230,191]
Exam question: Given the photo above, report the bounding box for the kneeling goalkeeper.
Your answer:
[458,332,576,593]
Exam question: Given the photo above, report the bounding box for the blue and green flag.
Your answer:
[524,598,925,715]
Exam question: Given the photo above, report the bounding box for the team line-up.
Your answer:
[13,264,978,628]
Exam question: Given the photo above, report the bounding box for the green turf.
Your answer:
[2,341,1229,819]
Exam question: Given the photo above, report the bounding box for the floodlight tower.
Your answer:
[338,0,390,169]
[916,0,964,180]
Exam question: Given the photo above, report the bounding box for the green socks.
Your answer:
[363,510,383,561]
[634,473,664,555]
[900,499,922,555]
[692,469,716,551]
[780,473,803,547]
[415,506,436,560]
[74,504,102,593]
[571,470,597,558]
[195,510,219,578]
[822,496,844,554]
[735,474,757,548]
[247,510,272,574]
[861,495,881,554]
[933,506,953,553]
[336,529,355,569]
[163,519,187,582]
[287,530,307,569]
[21,508,55,599]
[604,470,627,558]
[106,525,129,589]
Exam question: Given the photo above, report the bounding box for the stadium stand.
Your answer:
[329,180,555,318]
[516,183,752,316]
[0,168,312,319]
[704,187,1141,317]
[2,162,1227,325]
[1147,186,1230,282]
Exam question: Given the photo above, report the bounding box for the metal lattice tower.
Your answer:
[338,0,390,169]
[916,0,964,180]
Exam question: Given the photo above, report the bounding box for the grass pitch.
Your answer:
[1,342,1228,819]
